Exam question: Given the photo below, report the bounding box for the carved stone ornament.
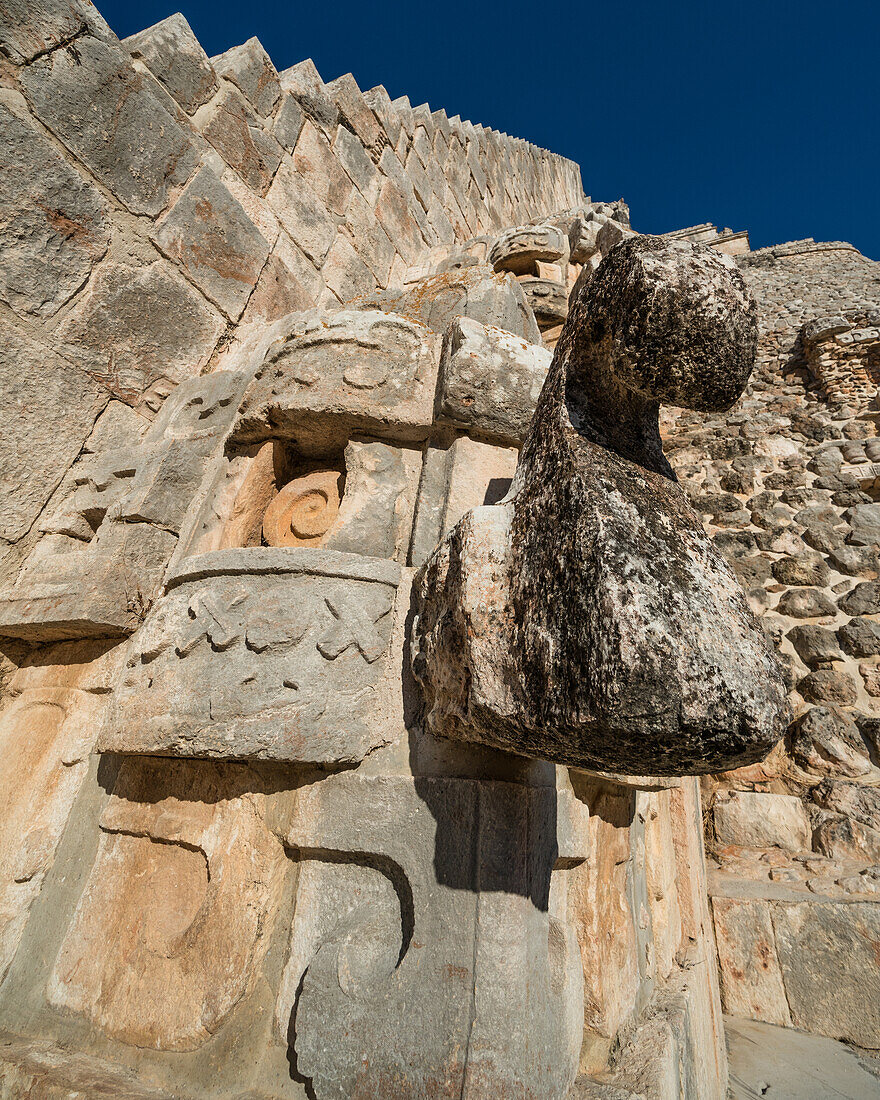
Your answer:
[412,237,789,775]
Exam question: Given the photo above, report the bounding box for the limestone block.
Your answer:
[569,218,601,264]
[243,232,320,321]
[489,223,569,274]
[321,440,421,561]
[0,320,107,542]
[266,161,337,265]
[57,261,224,403]
[354,264,542,344]
[48,757,286,1050]
[278,771,587,1099]
[519,275,570,325]
[123,12,218,115]
[343,190,395,286]
[0,640,122,984]
[279,58,340,138]
[788,706,871,778]
[272,92,305,152]
[334,125,381,203]
[0,371,246,641]
[152,167,271,321]
[714,791,811,851]
[711,897,791,1026]
[236,310,441,449]
[772,901,880,1048]
[211,36,280,118]
[410,434,519,567]
[21,35,199,217]
[320,231,376,302]
[101,549,402,762]
[437,316,552,444]
[0,101,110,318]
[0,0,112,64]
[196,83,283,194]
[0,523,177,641]
[326,72,388,159]
[292,120,354,217]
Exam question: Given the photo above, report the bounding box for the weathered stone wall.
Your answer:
[657,237,880,1051]
[0,0,583,597]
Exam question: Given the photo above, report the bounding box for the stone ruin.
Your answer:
[0,2,879,1098]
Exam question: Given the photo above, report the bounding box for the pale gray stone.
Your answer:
[714,792,811,851]
[354,265,543,344]
[0,0,113,64]
[236,310,441,450]
[322,440,420,562]
[21,35,199,217]
[489,223,569,274]
[282,771,587,1099]
[196,82,283,194]
[0,522,177,641]
[101,550,402,762]
[272,92,305,152]
[279,58,339,137]
[726,1016,880,1100]
[124,12,218,115]
[519,275,570,325]
[437,316,552,444]
[152,167,270,321]
[211,36,280,118]
[773,901,880,1048]
[57,261,224,403]
[0,320,107,543]
[0,101,110,318]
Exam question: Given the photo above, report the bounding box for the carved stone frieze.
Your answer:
[100,549,402,762]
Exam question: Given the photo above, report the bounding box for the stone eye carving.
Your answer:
[262,469,343,547]
[412,236,789,776]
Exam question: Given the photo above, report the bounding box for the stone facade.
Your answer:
[0,1,878,1097]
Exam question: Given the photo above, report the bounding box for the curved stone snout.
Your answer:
[412,236,788,776]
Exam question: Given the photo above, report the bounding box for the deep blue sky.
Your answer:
[101,0,878,259]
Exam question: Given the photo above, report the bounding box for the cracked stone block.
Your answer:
[355,265,542,344]
[195,83,282,194]
[321,439,421,562]
[0,319,107,542]
[100,549,402,763]
[266,161,337,265]
[0,0,113,64]
[21,35,199,217]
[713,791,811,851]
[236,309,441,449]
[773,901,880,1048]
[272,92,305,152]
[279,58,339,137]
[489,224,569,274]
[519,275,570,326]
[124,12,218,115]
[152,167,270,321]
[211,36,281,119]
[0,640,122,984]
[437,316,552,444]
[57,261,224,404]
[0,101,110,318]
[0,522,178,641]
[48,756,286,1050]
[711,897,791,1026]
[278,770,587,1099]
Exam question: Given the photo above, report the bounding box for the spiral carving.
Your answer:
[262,470,342,548]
